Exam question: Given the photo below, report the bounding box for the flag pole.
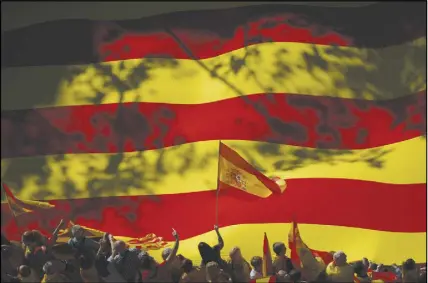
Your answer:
[215,140,221,226]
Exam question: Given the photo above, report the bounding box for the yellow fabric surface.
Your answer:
[2,38,425,110]
[2,137,425,200]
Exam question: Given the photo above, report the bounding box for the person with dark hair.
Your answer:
[362,258,370,271]
[198,225,227,270]
[369,262,378,272]
[353,261,370,282]
[402,258,418,283]
[250,256,263,280]
[94,248,126,283]
[22,230,52,280]
[272,242,294,274]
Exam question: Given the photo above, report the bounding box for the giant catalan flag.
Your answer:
[1,2,426,265]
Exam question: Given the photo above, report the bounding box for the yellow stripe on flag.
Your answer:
[2,37,425,110]
[2,137,425,200]
[146,223,426,266]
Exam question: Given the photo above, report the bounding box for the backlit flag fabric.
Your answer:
[2,183,55,217]
[219,142,278,198]
[1,2,426,265]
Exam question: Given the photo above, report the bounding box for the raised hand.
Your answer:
[172,228,179,240]
[214,225,219,232]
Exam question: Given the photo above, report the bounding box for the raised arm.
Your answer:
[165,228,180,264]
[214,225,224,250]
[107,234,117,261]
[46,219,65,251]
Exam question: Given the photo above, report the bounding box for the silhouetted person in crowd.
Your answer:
[140,228,180,282]
[68,225,99,255]
[227,246,251,282]
[272,242,294,274]
[250,256,263,280]
[198,225,227,270]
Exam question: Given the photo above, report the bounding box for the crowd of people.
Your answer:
[1,220,426,283]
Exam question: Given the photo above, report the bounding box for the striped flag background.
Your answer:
[1,2,426,265]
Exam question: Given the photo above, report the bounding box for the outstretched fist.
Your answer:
[214,225,219,232]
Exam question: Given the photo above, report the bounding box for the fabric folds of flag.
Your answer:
[262,232,273,277]
[218,142,280,198]
[2,183,54,217]
[57,221,167,250]
[288,220,334,281]
[1,2,426,265]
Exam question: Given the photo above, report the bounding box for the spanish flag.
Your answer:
[2,183,54,217]
[1,2,426,265]
[262,233,273,277]
[219,142,279,198]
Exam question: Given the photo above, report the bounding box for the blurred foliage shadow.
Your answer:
[1,18,426,223]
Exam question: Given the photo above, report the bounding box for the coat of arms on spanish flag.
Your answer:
[218,142,283,198]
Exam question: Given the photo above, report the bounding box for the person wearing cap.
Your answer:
[325,251,354,282]
[272,242,294,274]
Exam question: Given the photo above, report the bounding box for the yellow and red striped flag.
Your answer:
[262,232,273,277]
[2,182,54,217]
[1,2,426,265]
